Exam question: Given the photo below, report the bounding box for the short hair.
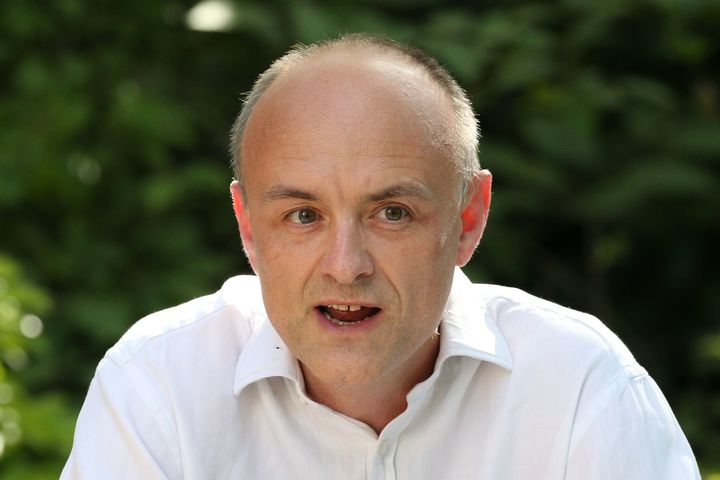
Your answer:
[229,33,480,198]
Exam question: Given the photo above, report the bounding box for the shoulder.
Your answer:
[105,275,266,367]
[467,284,656,444]
[471,283,646,381]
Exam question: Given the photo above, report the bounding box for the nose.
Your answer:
[319,220,374,284]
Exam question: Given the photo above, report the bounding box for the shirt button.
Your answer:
[377,442,388,455]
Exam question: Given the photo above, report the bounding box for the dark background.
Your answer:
[0,0,718,477]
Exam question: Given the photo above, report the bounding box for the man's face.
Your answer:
[232,51,489,390]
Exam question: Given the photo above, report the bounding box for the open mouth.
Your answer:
[317,304,381,326]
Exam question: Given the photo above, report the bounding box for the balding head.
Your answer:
[229,34,480,199]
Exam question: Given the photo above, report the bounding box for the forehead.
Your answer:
[241,49,457,183]
[258,47,452,127]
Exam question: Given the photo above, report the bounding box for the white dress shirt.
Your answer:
[61,269,700,479]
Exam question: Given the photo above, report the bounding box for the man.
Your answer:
[62,34,700,479]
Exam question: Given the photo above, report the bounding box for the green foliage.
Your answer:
[0,256,75,478]
[0,0,718,476]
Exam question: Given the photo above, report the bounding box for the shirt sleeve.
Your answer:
[60,357,182,480]
[565,373,700,479]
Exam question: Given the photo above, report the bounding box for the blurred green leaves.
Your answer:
[0,256,75,478]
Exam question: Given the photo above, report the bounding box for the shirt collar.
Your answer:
[437,268,513,371]
[233,313,301,397]
[233,267,512,397]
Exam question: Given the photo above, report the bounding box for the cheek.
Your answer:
[380,227,456,293]
[410,222,460,296]
[253,223,306,266]
[251,226,323,296]
[252,243,299,297]
[420,217,462,262]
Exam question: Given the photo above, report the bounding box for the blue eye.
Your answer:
[288,208,318,224]
[379,206,408,221]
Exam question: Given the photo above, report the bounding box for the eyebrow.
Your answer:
[261,182,434,203]
[365,183,434,203]
[262,185,319,202]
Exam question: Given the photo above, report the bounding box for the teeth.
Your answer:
[327,304,363,312]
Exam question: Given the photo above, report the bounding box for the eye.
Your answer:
[287,208,318,224]
[377,205,409,222]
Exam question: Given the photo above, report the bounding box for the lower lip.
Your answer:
[313,307,383,334]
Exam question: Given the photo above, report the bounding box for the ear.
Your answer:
[456,169,492,266]
[230,180,258,270]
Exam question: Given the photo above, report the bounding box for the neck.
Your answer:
[301,333,440,434]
